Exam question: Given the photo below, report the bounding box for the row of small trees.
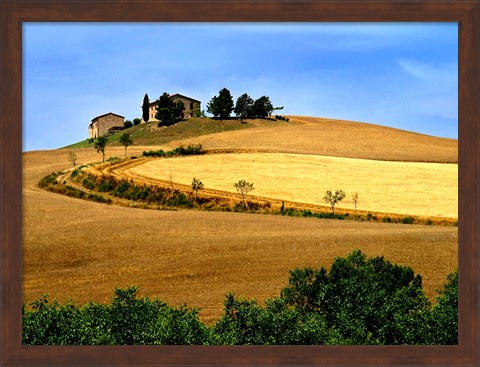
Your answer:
[323,189,359,216]
[70,133,134,168]
[93,134,133,161]
[192,178,357,216]
[207,88,282,120]
[192,177,254,209]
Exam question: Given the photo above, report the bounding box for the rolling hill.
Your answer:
[23,116,458,323]
[65,116,458,163]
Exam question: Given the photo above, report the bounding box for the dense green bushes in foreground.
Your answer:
[23,251,457,345]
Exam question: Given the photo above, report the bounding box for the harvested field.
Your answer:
[23,148,458,324]
[167,116,458,163]
[127,153,458,218]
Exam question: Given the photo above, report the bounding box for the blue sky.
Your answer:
[23,23,457,151]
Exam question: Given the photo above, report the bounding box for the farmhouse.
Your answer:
[146,94,201,122]
[88,112,125,139]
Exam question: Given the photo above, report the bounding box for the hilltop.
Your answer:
[64,116,457,163]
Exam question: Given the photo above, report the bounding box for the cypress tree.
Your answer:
[142,93,150,122]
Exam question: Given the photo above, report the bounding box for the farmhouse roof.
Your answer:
[148,93,201,106]
[170,93,201,103]
[91,112,125,122]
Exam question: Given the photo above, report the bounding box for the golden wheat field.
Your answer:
[22,118,458,324]
[127,153,457,218]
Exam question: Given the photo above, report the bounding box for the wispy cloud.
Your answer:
[397,59,457,85]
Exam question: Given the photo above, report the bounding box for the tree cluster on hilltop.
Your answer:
[207,88,282,119]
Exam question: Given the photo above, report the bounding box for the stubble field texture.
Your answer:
[23,116,458,323]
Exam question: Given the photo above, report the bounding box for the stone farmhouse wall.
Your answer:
[89,113,124,139]
[147,94,201,122]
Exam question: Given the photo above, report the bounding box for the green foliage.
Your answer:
[191,177,204,201]
[142,93,150,123]
[403,216,415,224]
[23,287,208,345]
[133,118,142,126]
[98,181,114,192]
[119,133,133,158]
[124,120,133,128]
[38,172,60,189]
[280,250,435,344]
[207,88,234,119]
[142,144,203,157]
[275,115,289,121]
[82,178,95,190]
[94,136,108,162]
[155,92,185,126]
[323,189,346,215]
[280,267,328,312]
[211,294,330,345]
[234,93,254,119]
[252,96,274,118]
[86,193,112,203]
[234,179,255,209]
[430,271,458,344]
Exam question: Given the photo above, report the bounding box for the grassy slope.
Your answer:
[64,117,293,149]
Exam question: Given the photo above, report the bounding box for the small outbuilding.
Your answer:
[88,112,125,139]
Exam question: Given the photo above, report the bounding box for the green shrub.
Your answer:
[124,120,133,128]
[98,181,114,192]
[143,149,165,157]
[133,118,141,126]
[143,144,203,158]
[274,115,289,122]
[382,216,392,223]
[115,181,130,195]
[23,287,209,345]
[280,250,433,344]
[82,179,95,190]
[211,294,329,345]
[38,172,60,188]
[429,271,458,344]
[403,216,414,224]
[87,193,111,203]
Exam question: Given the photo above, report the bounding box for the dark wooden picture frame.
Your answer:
[1,0,478,366]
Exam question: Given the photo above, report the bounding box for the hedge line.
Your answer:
[23,250,457,345]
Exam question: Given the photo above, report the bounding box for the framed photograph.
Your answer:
[1,0,478,366]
